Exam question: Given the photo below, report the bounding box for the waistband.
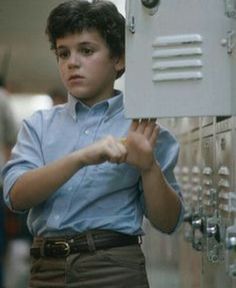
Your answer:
[30,230,141,258]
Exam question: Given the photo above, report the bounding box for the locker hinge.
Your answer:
[225,0,236,18]
[128,16,135,33]
[127,1,136,33]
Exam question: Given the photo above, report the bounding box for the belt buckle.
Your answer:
[54,241,70,257]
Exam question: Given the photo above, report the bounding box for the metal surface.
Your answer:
[145,117,236,288]
[125,0,235,117]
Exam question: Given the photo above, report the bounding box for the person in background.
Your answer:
[2,1,184,287]
[0,75,17,287]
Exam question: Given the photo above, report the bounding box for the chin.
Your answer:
[69,88,87,99]
[71,93,90,102]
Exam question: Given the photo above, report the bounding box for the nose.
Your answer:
[68,52,80,69]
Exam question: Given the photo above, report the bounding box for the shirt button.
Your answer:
[84,129,90,135]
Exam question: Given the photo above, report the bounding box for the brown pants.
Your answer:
[29,244,150,288]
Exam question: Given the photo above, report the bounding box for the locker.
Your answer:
[124,1,236,287]
[125,0,235,117]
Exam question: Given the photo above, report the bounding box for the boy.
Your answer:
[2,1,184,287]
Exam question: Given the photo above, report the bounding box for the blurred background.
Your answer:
[0,0,125,94]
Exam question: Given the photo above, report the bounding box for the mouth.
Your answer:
[68,75,85,81]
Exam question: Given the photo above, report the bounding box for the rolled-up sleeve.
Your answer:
[1,112,44,212]
[139,126,185,233]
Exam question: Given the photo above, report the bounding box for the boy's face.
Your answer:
[56,30,124,106]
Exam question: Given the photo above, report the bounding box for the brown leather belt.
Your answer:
[30,230,140,258]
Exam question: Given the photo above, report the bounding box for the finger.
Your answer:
[129,120,139,132]
[106,141,127,164]
[103,136,120,161]
[136,119,149,133]
[116,142,128,163]
[144,120,156,139]
[119,137,127,146]
[150,124,160,147]
[150,118,157,123]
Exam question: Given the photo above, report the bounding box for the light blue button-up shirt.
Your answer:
[2,91,184,237]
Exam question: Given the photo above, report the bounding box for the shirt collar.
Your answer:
[105,90,124,120]
[66,90,124,121]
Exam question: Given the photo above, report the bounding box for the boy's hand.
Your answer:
[79,119,159,170]
[124,119,159,171]
[79,135,128,166]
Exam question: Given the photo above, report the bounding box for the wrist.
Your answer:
[72,150,88,169]
[140,159,161,174]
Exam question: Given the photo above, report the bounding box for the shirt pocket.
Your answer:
[94,162,139,181]
[86,162,140,211]
[94,161,127,175]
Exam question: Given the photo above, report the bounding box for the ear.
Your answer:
[114,53,125,73]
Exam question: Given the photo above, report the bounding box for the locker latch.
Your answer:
[221,30,236,54]
[205,216,224,263]
[221,31,236,54]
[227,31,236,54]
[191,213,204,251]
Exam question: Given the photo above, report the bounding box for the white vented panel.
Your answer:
[152,34,203,82]
[125,0,235,118]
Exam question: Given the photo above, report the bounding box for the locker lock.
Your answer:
[192,214,204,232]
[192,215,204,251]
[226,236,236,250]
[206,223,221,243]
[141,0,160,9]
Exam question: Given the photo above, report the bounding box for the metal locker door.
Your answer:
[201,119,234,288]
[190,130,203,253]
[173,120,202,288]
[200,127,218,288]
[178,132,191,213]
[125,0,233,117]
[178,132,194,246]
[142,218,181,288]
[215,119,236,285]
[227,0,236,110]
[201,127,215,222]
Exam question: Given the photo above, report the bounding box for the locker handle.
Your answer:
[206,223,221,243]
[218,166,230,176]
[203,167,213,175]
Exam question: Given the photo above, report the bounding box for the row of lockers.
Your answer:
[142,117,236,288]
[175,116,236,287]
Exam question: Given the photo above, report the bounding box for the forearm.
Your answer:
[9,135,126,211]
[10,150,85,211]
[141,161,181,233]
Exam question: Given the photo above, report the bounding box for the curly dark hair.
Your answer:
[45,0,125,78]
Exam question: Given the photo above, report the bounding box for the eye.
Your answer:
[56,49,70,60]
[80,47,94,56]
